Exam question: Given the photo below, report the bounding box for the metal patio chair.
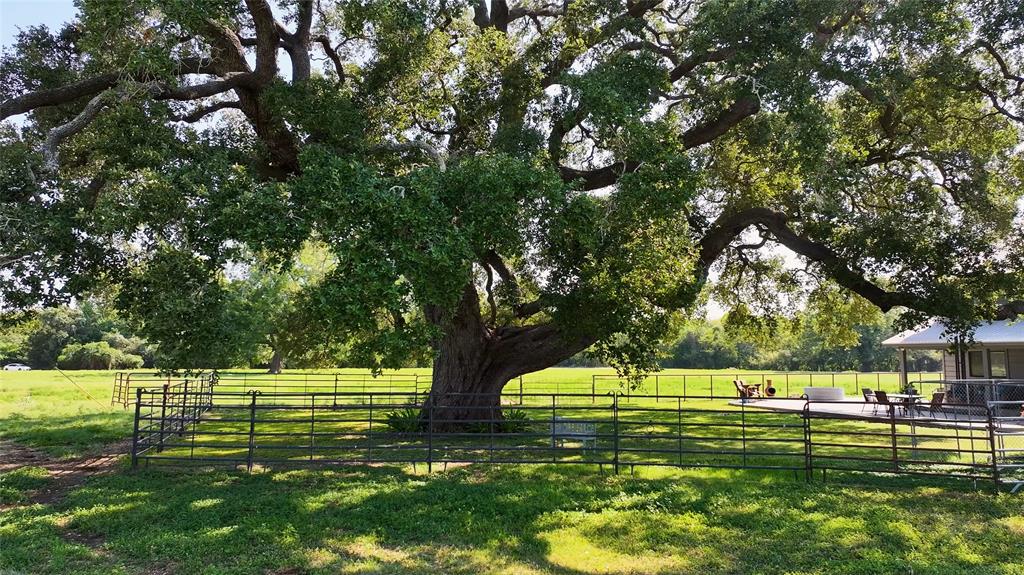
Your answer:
[917,392,945,418]
[861,388,877,413]
[874,390,899,416]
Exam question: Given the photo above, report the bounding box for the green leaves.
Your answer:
[117,249,262,368]
[2,0,1022,379]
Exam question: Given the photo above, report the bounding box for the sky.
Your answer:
[0,0,78,49]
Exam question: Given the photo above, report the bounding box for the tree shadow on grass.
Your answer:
[3,464,1023,575]
[0,412,132,459]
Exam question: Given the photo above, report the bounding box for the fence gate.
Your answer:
[112,372,129,406]
[990,401,1024,493]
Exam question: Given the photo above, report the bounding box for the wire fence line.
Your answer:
[113,370,941,407]
[129,385,1024,492]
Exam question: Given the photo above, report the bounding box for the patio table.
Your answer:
[889,393,924,415]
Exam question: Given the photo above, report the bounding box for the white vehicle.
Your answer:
[2,363,31,371]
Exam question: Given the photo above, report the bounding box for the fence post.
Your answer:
[655,375,660,403]
[246,390,258,473]
[157,383,169,453]
[676,397,683,467]
[426,398,434,473]
[131,387,143,468]
[740,402,748,467]
[785,373,790,397]
[179,379,189,436]
[802,401,812,482]
[591,376,596,404]
[309,393,316,462]
[889,403,899,473]
[368,394,374,462]
[550,394,557,459]
[612,392,620,475]
[987,406,1001,491]
[682,375,687,401]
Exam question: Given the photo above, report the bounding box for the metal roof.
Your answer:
[881,320,1024,349]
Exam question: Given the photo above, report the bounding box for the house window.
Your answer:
[968,350,985,377]
[989,351,1007,378]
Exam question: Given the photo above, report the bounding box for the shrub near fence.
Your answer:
[130,385,1024,491]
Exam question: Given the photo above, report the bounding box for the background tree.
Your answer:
[1,1,1022,423]
[2,297,151,368]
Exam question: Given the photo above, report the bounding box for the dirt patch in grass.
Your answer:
[0,439,128,506]
[60,527,108,549]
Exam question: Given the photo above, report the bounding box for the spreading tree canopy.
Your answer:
[2,0,1023,420]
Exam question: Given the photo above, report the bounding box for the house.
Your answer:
[882,319,1024,405]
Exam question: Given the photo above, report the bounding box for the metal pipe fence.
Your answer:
[113,371,215,407]
[129,386,1024,491]
[590,371,943,400]
[112,370,941,408]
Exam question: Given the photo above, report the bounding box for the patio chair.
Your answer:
[873,390,898,417]
[733,379,761,399]
[917,392,945,417]
[861,388,877,413]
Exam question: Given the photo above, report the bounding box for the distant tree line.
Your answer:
[0,299,153,370]
[659,320,940,372]
[2,291,938,374]
[562,312,941,373]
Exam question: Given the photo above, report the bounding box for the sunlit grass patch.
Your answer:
[0,465,50,505]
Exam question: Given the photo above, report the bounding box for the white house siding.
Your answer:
[1009,349,1024,379]
[942,351,959,381]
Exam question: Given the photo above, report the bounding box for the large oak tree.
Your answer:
[2,0,1023,423]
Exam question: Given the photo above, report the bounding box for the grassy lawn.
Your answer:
[2,368,1021,575]
[0,370,131,458]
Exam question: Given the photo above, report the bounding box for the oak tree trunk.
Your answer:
[423,284,594,429]
[268,349,283,374]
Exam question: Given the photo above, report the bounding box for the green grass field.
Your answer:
[3,368,1022,575]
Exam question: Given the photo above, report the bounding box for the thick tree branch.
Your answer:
[1,73,119,120]
[996,300,1024,320]
[277,0,314,82]
[150,73,257,101]
[473,0,491,28]
[315,35,346,81]
[813,0,864,47]
[559,95,759,190]
[559,160,641,191]
[373,140,447,171]
[0,46,247,121]
[668,47,737,80]
[41,89,118,171]
[540,0,662,87]
[697,207,926,313]
[170,99,242,122]
[481,249,541,318]
[508,4,564,21]
[680,95,760,148]
[243,0,280,80]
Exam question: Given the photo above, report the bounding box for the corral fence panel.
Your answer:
[129,383,1020,491]
[112,370,942,408]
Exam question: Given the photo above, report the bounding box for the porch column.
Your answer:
[898,348,908,389]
